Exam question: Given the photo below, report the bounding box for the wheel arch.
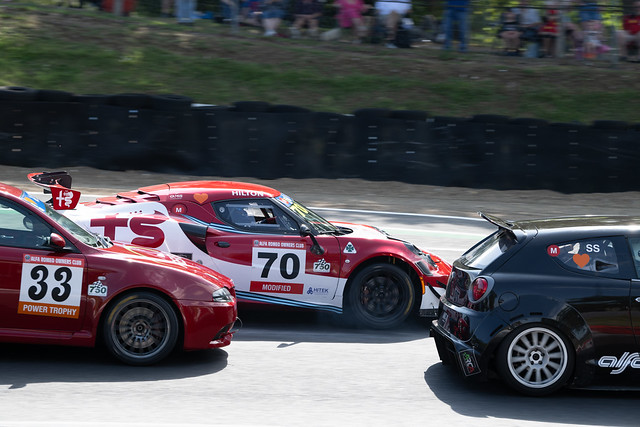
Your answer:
[342,255,422,313]
[96,286,185,350]
[485,301,593,386]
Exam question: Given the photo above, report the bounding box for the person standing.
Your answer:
[443,0,470,52]
[176,0,196,24]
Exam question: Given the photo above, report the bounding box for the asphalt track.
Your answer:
[1,166,639,426]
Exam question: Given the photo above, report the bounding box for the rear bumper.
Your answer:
[430,319,486,380]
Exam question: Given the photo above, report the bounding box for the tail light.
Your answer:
[471,277,489,301]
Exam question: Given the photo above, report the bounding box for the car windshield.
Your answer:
[22,191,105,247]
[274,193,338,234]
[460,229,517,270]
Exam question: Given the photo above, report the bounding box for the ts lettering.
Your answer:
[90,215,166,248]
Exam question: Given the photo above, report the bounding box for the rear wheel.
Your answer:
[103,292,179,365]
[347,264,415,329]
[497,324,574,396]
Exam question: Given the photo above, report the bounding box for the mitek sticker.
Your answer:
[343,242,357,254]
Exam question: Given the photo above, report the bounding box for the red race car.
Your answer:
[30,171,451,329]
[0,180,238,365]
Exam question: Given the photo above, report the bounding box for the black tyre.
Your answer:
[150,94,193,111]
[0,86,38,101]
[103,292,180,366]
[496,324,574,396]
[347,264,415,329]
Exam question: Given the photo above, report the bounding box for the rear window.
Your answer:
[459,229,517,269]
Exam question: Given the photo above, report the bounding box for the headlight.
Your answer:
[212,288,234,303]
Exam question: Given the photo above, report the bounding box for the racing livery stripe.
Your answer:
[236,291,342,314]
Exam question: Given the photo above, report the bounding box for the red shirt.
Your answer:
[623,14,640,35]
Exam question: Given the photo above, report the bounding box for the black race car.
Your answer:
[430,213,640,396]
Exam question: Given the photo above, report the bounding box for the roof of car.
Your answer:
[0,182,27,199]
[488,214,640,237]
[137,181,281,200]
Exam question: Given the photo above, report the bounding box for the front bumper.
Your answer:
[430,319,485,380]
[179,300,238,350]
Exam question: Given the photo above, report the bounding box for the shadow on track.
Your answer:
[0,343,228,389]
[424,363,640,427]
[234,307,432,344]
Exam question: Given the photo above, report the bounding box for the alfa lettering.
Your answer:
[598,352,640,374]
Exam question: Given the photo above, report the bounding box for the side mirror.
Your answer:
[48,233,66,250]
[299,224,325,255]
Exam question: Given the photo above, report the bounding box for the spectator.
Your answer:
[443,0,470,52]
[498,9,522,55]
[374,0,411,48]
[161,0,173,17]
[576,1,607,58]
[335,0,369,42]
[539,2,559,57]
[175,0,196,24]
[514,0,542,58]
[262,0,286,36]
[616,1,640,61]
[291,0,323,38]
[240,0,262,26]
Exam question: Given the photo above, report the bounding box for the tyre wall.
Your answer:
[0,87,638,193]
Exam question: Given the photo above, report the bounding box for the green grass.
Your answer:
[1,3,639,124]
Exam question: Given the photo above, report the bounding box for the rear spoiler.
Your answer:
[27,171,80,210]
[478,212,526,241]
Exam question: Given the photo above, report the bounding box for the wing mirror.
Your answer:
[47,233,66,250]
[300,224,325,255]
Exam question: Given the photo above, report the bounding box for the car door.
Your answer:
[0,198,87,334]
[625,237,640,348]
[206,199,342,310]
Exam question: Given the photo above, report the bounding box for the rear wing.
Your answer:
[478,212,526,242]
[27,171,80,210]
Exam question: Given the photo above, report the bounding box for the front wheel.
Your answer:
[496,324,574,396]
[103,292,180,366]
[347,264,415,329]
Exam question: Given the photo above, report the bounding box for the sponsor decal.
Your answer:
[547,245,559,257]
[313,259,331,273]
[306,286,329,296]
[193,193,208,204]
[250,281,304,294]
[254,240,305,249]
[88,278,108,297]
[171,203,187,214]
[231,190,268,197]
[598,352,640,374]
[169,194,183,200]
[573,253,590,268]
[51,187,81,210]
[19,254,84,319]
[343,242,357,254]
[90,213,167,248]
[458,350,481,376]
[20,191,47,213]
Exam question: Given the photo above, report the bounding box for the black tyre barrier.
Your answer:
[150,94,193,112]
[389,110,428,121]
[268,104,311,114]
[0,86,38,101]
[36,89,74,103]
[2,89,640,193]
[231,101,271,113]
[107,93,152,109]
[71,94,110,105]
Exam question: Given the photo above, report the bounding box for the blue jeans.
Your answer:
[443,7,468,51]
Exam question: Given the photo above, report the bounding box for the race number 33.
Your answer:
[18,254,84,319]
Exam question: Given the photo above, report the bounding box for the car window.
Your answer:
[626,237,640,277]
[460,229,517,270]
[0,199,53,249]
[213,200,299,233]
[549,237,620,275]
